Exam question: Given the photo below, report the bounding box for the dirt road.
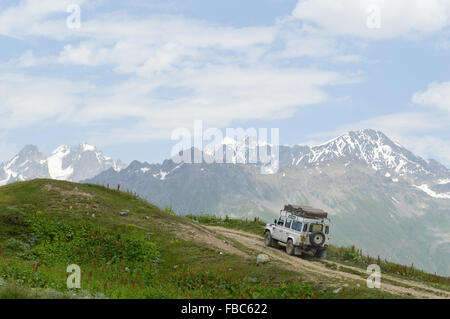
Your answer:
[203,225,450,299]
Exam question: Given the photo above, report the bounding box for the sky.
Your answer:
[0,0,449,166]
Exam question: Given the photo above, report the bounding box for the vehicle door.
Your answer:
[282,217,293,243]
[291,220,302,245]
[272,216,285,241]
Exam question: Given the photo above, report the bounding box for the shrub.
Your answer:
[25,213,159,270]
[164,206,176,216]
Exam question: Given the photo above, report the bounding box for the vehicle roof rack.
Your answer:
[284,204,328,219]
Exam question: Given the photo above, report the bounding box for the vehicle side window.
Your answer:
[310,224,323,232]
[303,223,308,232]
[292,221,300,231]
[325,226,329,234]
[278,219,284,226]
[285,219,292,228]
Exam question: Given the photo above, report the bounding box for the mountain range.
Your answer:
[0,143,125,186]
[1,129,449,276]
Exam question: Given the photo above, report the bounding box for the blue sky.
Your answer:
[0,0,449,166]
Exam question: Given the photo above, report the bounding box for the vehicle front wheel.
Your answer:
[286,239,295,255]
[316,249,327,259]
[264,231,277,247]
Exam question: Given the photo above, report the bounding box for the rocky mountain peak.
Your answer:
[0,144,125,185]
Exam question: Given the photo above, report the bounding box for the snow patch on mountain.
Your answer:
[415,184,450,199]
[81,143,96,152]
[47,145,74,180]
[152,163,184,180]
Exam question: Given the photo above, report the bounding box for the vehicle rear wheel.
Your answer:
[286,239,294,255]
[264,231,277,247]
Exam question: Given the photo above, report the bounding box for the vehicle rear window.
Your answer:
[325,226,329,234]
[309,224,323,232]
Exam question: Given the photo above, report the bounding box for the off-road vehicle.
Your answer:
[264,205,330,258]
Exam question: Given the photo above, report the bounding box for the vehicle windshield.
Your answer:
[309,224,323,232]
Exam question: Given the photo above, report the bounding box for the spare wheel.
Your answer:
[310,231,325,247]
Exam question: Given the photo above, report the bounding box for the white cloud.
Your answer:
[0,1,363,146]
[268,22,340,59]
[45,14,278,76]
[0,65,350,143]
[2,8,362,73]
[293,0,450,39]
[412,82,450,112]
[351,112,449,134]
[0,73,90,128]
[402,136,450,165]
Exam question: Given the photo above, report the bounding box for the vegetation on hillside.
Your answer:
[0,180,337,299]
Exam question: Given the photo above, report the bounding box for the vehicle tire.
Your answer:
[286,239,295,255]
[264,231,277,247]
[309,231,325,247]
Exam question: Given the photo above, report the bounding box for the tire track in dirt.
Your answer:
[205,226,449,299]
[322,260,450,298]
[175,222,250,257]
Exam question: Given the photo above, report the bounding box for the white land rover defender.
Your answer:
[264,205,330,258]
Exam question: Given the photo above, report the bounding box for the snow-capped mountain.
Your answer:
[87,129,450,202]
[281,129,450,199]
[0,143,125,185]
[199,129,450,198]
[168,129,450,198]
[85,129,450,276]
[286,130,442,177]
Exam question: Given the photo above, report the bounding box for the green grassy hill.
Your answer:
[0,179,448,299]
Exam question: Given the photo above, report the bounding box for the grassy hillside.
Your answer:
[0,179,443,299]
